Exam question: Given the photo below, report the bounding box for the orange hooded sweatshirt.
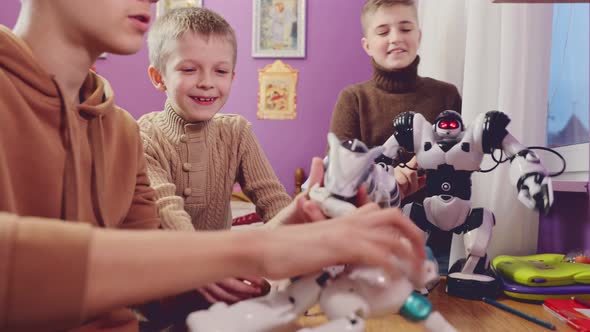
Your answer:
[0,26,160,331]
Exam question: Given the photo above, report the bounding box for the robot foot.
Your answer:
[446,258,501,300]
[297,315,365,332]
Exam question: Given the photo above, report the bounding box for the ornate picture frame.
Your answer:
[156,0,203,17]
[257,60,298,120]
[252,0,306,58]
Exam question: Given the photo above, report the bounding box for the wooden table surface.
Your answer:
[292,278,574,332]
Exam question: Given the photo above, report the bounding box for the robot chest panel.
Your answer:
[417,141,482,171]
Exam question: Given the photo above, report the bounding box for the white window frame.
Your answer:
[545,143,589,193]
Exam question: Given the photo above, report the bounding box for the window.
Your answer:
[545,3,589,191]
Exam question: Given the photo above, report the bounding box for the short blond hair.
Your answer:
[361,0,418,36]
[148,7,237,71]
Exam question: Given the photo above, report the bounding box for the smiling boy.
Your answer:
[138,7,292,308]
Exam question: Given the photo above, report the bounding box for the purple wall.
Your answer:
[538,192,589,253]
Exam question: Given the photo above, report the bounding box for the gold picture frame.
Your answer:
[257,60,298,120]
[156,0,203,17]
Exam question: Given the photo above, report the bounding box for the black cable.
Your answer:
[397,162,418,171]
[396,146,566,177]
[479,149,509,173]
[527,146,567,177]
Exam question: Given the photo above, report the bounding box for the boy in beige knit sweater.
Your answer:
[138,7,292,309]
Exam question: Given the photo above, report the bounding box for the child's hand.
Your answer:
[269,158,373,226]
[394,156,426,200]
[265,157,326,227]
[196,276,267,304]
[256,205,427,279]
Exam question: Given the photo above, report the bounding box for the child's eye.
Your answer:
[401,29,412,33]
[181,68,196,73]
[216,70,229,75]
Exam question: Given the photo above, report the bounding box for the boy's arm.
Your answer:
[235,123,292,223]
[141,133,195,232]
[329,88,362,141]
[120,137,162,230]
[0,213,92,331]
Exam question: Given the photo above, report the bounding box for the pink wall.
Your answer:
[1,1,370,195]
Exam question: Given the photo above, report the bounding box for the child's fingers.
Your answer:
[206,283,244,303]
[301,200,326,222]
[362,208,426,261]
[355,184,370,206]
[218,278,261,296]
[306,157,325,189]
[196,287,218,304]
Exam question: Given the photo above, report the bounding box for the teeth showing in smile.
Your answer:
[193,97,216,102]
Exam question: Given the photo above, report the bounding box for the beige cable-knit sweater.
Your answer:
[139,102,291,231]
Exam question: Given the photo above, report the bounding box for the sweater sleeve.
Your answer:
[0,212,92,331]
[235,122,292,222]
[120,134,161,230]
[140,131,195,232]
[330,87,362,141]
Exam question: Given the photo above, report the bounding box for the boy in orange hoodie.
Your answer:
[0,1,426,331]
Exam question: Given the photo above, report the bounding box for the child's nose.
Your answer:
[389,32,402,44]
[197,73,214,89]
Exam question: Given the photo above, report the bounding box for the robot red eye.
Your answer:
[449,121,458,129]
[439,121,448,129]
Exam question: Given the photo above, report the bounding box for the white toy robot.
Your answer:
[379,110,554,299]
[186,132,457,332]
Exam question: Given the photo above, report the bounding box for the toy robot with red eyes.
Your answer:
[379,110,554,299]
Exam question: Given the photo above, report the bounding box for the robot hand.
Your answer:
[508,149,554,214]
[516,172,553,214]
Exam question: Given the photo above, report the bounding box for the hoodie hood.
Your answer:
[0,25,59,99]
[0,25,113,223]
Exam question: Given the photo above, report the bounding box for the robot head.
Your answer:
[434,110,464,140]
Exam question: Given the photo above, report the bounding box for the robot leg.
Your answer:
[446,208,501,299]
[186,272,328,332]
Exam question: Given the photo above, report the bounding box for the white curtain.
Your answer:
[417,0,554,267]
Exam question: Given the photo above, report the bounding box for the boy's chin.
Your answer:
[377,56,415,71]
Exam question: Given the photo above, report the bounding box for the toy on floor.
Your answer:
[493,253,590,302]
[564,249,590,264]
[186,133,456,332]
[378,110,562,299]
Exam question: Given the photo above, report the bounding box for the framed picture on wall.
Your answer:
[157,0,203,17]
[257,60,298,120]
[252,0,306,58]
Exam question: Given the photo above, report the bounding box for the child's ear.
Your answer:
[361,37,372,57]
[231,71,236,81]
[148,66,166,92]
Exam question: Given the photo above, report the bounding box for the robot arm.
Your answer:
[381,112,419,161]
[503,134,554,214]
[477,111,553,213]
